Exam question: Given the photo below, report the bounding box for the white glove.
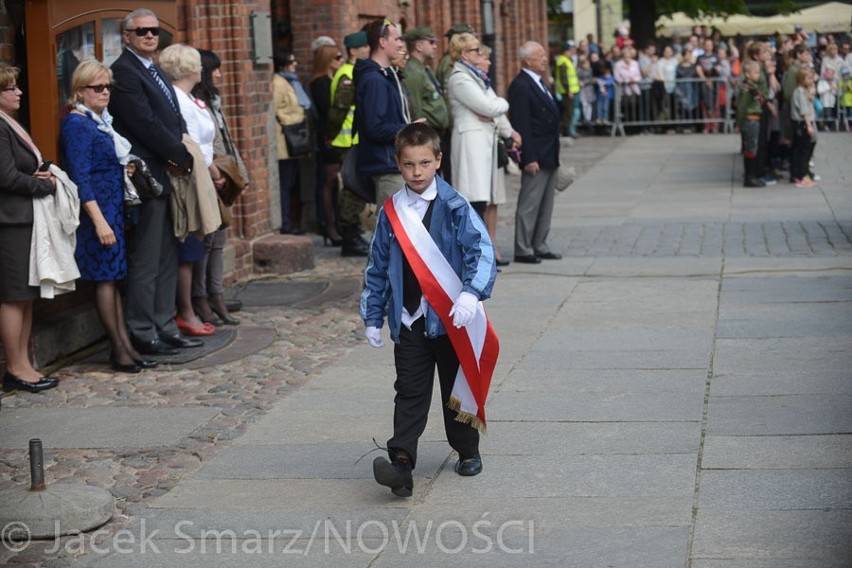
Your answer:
[364,326,385,348]
[448,291,478,329]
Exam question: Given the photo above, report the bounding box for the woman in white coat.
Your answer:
[447,33,508,214]
[447,34,518,265]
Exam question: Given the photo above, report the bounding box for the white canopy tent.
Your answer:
[657,2,852,36]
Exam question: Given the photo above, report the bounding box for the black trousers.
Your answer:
[388,318,480,469]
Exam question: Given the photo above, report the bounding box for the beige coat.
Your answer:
[447,62,511,204]
[169,134,221,241]
[273,74,307,161]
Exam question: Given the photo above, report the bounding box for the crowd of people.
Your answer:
[551,25,852,137]
[0,8,250,407]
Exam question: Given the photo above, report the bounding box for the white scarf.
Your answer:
[74,104,132,164]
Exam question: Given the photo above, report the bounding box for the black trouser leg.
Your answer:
[388,319,479,469]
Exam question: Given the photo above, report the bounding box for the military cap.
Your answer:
[403,26,437,42]
[444,23,475,38]
[344,31,368,49]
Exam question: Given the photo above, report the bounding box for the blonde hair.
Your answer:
[159,43,201,81]
[449,32,478,61]
[68,59,113,106]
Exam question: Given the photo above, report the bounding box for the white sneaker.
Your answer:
[809,173,821,181]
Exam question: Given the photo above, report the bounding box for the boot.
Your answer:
[743,156,765,188]
[340,225,369,257]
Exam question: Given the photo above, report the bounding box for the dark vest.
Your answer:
[402,198,435,314]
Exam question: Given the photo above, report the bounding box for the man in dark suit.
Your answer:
[507,41,563,264]
[109,8,200,355]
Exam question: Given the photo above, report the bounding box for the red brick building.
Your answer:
[1,0,548,285]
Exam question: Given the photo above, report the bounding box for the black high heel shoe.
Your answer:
[133,358,159,369]
[109,354,141,374]
[323,234,344,247]
[2,372,59,393]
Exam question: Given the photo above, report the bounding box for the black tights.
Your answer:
[95,282,136,365]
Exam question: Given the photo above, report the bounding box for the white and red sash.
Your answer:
[384,192,499,432]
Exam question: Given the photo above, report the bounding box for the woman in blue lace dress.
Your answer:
[60,59,156,373]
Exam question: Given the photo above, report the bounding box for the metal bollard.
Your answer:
[29,438,46,491]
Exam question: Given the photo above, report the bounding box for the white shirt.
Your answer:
[522,68,553,98]
[400,178,437,329]
[175,89,216,166]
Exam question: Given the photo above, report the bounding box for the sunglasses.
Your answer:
[334,54,343,60]
[85,84,113,93]
[126,26,160,37]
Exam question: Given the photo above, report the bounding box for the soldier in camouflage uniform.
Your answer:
[402,27,450,143]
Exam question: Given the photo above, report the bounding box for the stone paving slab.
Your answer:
[0,407,218,449]
[716,302,852,338]
[479,422,701,456]
[531,326,712,347]
[713,336,852,374]
[487,390,704,422]
[696,470,852,510]
[691,510,852,565]
[701,435,852,469]
[710,371,852,396]
[149,479,435,511]
[706,394,852,435]
[499,368,707,394]
[516,347,710,370]
[373,527,690,568]
[190,441,450,480]
[429,454,698,499]
[719,274,852,303]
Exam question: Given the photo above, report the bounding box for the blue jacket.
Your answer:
[360,177,497,343]
[353,58,408,175]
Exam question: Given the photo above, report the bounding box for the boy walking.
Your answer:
[361,123,499,497]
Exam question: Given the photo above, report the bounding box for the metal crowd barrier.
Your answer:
[814,85,849,132]
[610,77,732,136]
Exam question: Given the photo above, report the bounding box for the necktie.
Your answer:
[539,78,554,100]
[402,199,435,315]
[147,65,177,112]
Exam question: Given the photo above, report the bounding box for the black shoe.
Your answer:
[373,457,413,497]
[514,255,541,264]
[160,333,204,348]
[134,358,159,369]
[2,372,59,393]
[455,456,483,477]
[495,259,511,267]
[111,360,141,374]
[537,252,563,260]
[224,299,243,313]
[744,177,766,188]
[341,237,369,257]
[132,338,180,356]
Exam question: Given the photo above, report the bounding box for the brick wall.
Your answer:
[176,0,277,283]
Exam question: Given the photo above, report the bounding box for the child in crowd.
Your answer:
[595,67,614,124]
[790,67,818,187]
[361,123,498,497]
[736,60,767,187]
[840,67,852,129]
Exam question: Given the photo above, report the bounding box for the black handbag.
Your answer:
[282,121,311,157]
[497,137,510,169]
[340,145,376,203]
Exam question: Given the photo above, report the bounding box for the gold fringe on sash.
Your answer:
[447,396,487,433]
